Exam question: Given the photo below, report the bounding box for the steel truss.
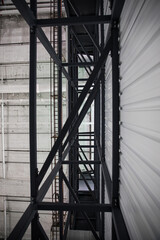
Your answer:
[7,0,130,239]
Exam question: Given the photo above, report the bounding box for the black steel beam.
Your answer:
[61,79,99,152]
[7,204,36,240]
[62,160,101,164]
[67,25,73,208]
[67,0,102,53]
[59,79,101,166]
[78,167,96,201]
[95,137,112,202]
[77,54,91,76]
[62,171,101,240]
[37,221,49,240]
[29,1,38,239]
[11,0,73,86]
[101,0,105,237]
[78,147,95,174]
[101,160,112,202]
[37,27,71,83]
[93,22,101,232]
[71,152,96,187]
[112,218,118,240]
[63,0,70,16]
[79,144,94,168]
[112,208,130,240]
[36,161,62,202]
[111,0,125,21]
[58,0,64,238]
[78,132,94,135]
[78,139,95,141]
[31,213,39,240]
[78,145,97,148]
[11,0,35,26]
[8,1,114,240]
[62,62,96,67]
[64,212,71,240]
[37,37,111,186]
[112,20,119,207]
[101,174,105,240]
[71,35,92,75]
[29,0,37,206]
[71,28,93,63]
[37,202,112,212]
[110,1,130,240]
[37,15,111,27]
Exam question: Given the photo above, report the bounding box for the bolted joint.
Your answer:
[32,202,38,211]
[30,26,36,34]
[112,20,118,29]
[31,196,38,206]
[112,197,119,207]
[31,197,35,204]
[58,65,62,71]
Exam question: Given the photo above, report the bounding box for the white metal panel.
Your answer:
[104,54,112,240]
[104,3,112,233]
[120,0,160,239]
[105,55,112,179]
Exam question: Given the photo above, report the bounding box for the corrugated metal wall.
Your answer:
[105,54,112,180]
[119,0,160,239]
[104,0,160,239]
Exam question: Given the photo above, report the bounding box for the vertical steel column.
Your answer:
[1,93,7,240]
[58,0,63,239]
[68,27,74,228]
[111,19,120,239]
[70,34,78,195]
[101,0,105,239]
[68,26,73,209]
[1,95,5,179]
[111,20,119,207]
[68,30,79,229]
[112,218,118,240]
[73,43,78,193]
[3,198,6,240]
[94,50,100,190]
[94,22,100,233]
[30,0,38,239]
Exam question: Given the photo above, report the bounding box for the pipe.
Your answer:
[3,198,7,240]
[1,97,5,179]
[1,89,6,239]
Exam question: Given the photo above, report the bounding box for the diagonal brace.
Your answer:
[37,221,49,240]
[11,0,74,87]
[62,171,101,240]
[37,36,111,186]
[7,204,36,240]
[36,78,100,202]
[67,0,102,53]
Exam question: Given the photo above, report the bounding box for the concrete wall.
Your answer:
[0,12,67,239]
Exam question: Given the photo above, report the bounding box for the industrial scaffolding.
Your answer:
[6,0,130,240]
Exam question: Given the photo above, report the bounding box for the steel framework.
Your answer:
[7,0,130,239]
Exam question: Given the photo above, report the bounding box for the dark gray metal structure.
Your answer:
[7,0,130,239]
